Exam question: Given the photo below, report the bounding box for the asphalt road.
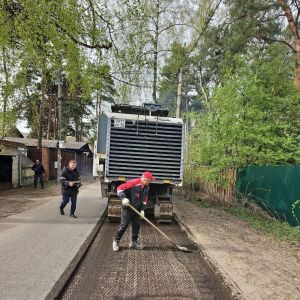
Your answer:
[59,218,234,300]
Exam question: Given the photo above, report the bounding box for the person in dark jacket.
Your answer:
[31,160,45,189]
[112,171,155,251]
[59,160,81,218]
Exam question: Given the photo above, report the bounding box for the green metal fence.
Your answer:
[236,166,300,227]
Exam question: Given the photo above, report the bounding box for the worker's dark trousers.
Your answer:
[115,207,141,242]
[60,195,77,215]
[34,174,44,188]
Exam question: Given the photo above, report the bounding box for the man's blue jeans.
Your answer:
[60,195,77,215]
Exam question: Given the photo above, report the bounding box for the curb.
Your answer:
[45,207,108,300]
[173,211,249,300]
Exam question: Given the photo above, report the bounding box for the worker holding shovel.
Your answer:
[112,171,155,252]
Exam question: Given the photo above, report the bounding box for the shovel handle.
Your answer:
[127,204,177,247]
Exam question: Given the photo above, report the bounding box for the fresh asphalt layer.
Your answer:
[59,219,234,300]
[0,181,106,300]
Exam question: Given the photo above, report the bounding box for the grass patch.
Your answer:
[191,198,300,244]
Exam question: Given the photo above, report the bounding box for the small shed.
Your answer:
[0,154,13,189]
[2,137,93,180]
[0,139,34,189]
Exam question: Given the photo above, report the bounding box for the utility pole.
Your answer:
[176,68,183,118]
[57,68,62,182]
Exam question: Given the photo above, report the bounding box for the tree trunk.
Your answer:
[152,0,160,103]
[176,68,183,118]
[80,101,83,142]
[294,39,300,88]
[75,121,79,141]
[152,45,158,103]
[46,96,52,139]
[96,49,102,117]
[96,90,102,118]
[54,97,57,139]
[74,89,79,142]
[1,47,9,138]
[96,91,99,119]
[57,67,63,180]
[38,65,46,148]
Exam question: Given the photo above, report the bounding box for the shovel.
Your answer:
[127,203,191,253]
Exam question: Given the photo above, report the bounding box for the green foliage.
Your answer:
[223,0,281,56]
[292,200,300,225]
[158,43,188,115]
[182,117,204,191]
[0,110,17,135]
[192,44,300,183]
[0,0,115,141]
[158,43,206,116]
[186,0,284,101]
[0,0,299,143]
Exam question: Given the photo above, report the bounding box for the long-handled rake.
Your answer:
[128,204,191,253]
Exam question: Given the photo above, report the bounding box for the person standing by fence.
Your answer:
[31,159,45,189]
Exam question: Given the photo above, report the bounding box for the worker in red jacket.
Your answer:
[112,171,155,251]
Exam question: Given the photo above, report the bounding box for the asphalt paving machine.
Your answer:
[93,103,184,223]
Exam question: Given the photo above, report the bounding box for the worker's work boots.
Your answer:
[112,240,120,252]
[130,240,144,250]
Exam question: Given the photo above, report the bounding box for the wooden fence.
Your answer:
[199,168,237,204]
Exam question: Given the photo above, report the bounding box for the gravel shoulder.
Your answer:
[173,197,300,300]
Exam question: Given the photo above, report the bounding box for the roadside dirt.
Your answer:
[0,177,98,219]
[173,197,300,300]
[0,185,61,218]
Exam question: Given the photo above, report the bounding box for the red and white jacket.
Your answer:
[117,178,149,211]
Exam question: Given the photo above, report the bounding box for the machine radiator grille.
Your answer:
[107,119,183,182]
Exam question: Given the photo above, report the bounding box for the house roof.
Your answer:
[0,139,26,156]
[6,126,24,138]
[0,148,18,156]
[2,137,88,150]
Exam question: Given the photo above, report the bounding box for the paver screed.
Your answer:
[60,219,234,300]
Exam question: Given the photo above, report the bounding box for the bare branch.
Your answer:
[258,13,286,23]
[92,2,120,55]
[254,35,296,52]
[52,16,112,50]
[69,35,112,49]
[110,74,150,88]
[223,14,247,34]
[158,23,199,35]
